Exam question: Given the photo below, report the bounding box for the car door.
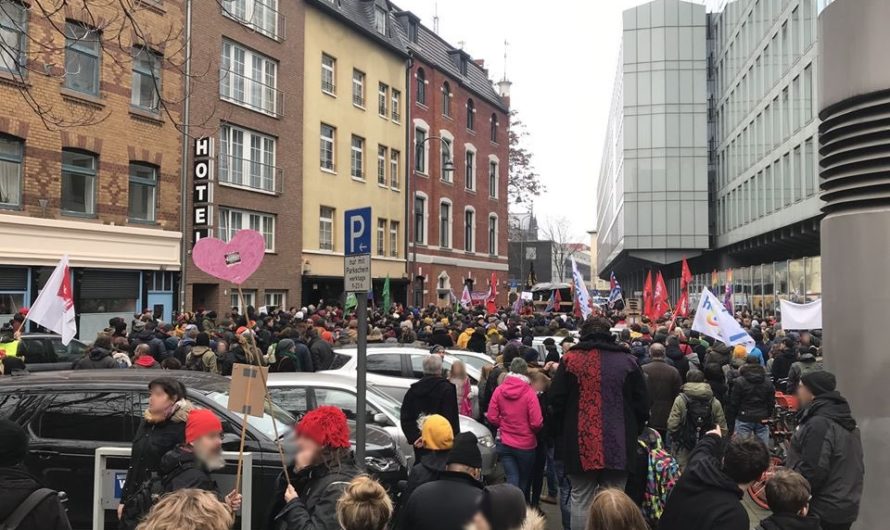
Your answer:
[266,386,311,422]
[365,353,405,378]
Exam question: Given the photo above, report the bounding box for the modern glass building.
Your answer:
[596,0,823,317]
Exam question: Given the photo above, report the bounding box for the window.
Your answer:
[439,201,451,248]
[218,207,275,251]
[36,392,132,442]
[466,99,475,130]
[441,137,453,182]
[415,127,427,173]
[264,290,285,310]
[223,0,280,39]
[128,163,157,222]
[351,69,365,107]
[0,1,27,73]
[488,215,497,255]
[130,47,161,112]
[320,123,335,171]
[61,150,97,214]
[319,206,334,250]
[230,290,256,313]
[350,135,364,179]
[377,218,386,256]
[407,19,418,43]
[442,82,452,117]
[465,149,475,191]
[377,145,387,185]
[321,53,336,94]
[389,149,400,188]
[220,40,278,116]
[391,89,401,122]
[490,113,498,142]
[267,387,307,415]
[0,136,22,206]
[488,159,498,198]
[220,124,276,192]
[464,209,475,252]
[416,68,426,105]
[368,353,403,377]
[64,22,100,95]
[414,195,426,244]
[378,82,388,117]
[374,6,386,35]
[389,221,399,257]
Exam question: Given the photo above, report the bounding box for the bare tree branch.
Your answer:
[540,216,580,283]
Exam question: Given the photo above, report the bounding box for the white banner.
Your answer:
[780,299,822,330]
[571,257,592,319]
[692,287,755,351]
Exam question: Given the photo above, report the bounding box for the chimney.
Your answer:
[474,59,485,68]
[497,79,512,98]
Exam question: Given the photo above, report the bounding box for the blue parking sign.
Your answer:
[344,207,372,256]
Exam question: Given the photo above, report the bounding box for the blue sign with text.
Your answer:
[344,207,372,256]
[114,471,127,499]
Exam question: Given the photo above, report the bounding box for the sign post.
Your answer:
[345,207,371,465]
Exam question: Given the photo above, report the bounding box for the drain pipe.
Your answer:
[178,0,193,314]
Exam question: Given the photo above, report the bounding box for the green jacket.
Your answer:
[667,382,728,435]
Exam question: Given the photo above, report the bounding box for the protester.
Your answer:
[336,476,393,530]
[528,371,556,508]
[549,317,649,529]
[755,470,821,530]
[450,359,478,418]
[786,348,822,394]
[665,335,692,381]
[118,378,191,530]
[135,489,233,530]
[403,414,454,501]
[770,337,798,381]
[74,333,118,369]
[401,432,484,530]
[584,488,649,530]
[185,332,218,373]
[133,343,161,369]
[642,342,682,439]
[271,406,359,530]
[400,354,460,455]
[667,370,728,469]
[727,357,775,445]
[486,357,543,496]
[131,320,167,363]
[659,427,770,530]
[787,371,863,530]
[465,483,546,530]
[0,418,72,529]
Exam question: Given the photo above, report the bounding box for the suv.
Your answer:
[16,334,89,372]
[0,370,398,529]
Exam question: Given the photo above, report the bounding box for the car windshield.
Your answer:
[368,386,401,417]
[205,391,294,440]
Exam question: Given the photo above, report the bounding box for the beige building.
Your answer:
[588,230,610,292]
[300,0,409,306]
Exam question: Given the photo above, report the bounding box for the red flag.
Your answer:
[652,271,671,321]
[554,288,562,311]
[676,290,690,317]
[680,258,692,291]
[486,272,498,314]
[643,271,653,320]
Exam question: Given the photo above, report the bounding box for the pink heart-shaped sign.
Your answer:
[192,230,266,285]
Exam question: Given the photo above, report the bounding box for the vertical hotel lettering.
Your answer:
[193,137,215,245]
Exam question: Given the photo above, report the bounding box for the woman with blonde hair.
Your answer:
[336,476,393,530]
[136,489,233,530]
[585,488,648,530]
[450,359,478,418]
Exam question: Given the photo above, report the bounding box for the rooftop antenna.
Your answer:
[502,39,509,81]
[433,1,439,33]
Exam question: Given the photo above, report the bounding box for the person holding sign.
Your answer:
[270,406,359,530]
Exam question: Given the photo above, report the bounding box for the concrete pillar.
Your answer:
[819,1,890,527]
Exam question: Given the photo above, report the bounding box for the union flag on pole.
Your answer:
[680,258,693,291]
[29,255,77,345]
[652,271,671,321]
[486,273,498,314]
[643,271,654,320]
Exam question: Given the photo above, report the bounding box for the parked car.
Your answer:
[0,370,398,529]
[446,349,496,372]
[15,333,89,372]
[327,345,482,382]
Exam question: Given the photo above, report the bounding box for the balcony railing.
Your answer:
[219,68,283,118]
[221,0,286,41]
[218,155,282,194]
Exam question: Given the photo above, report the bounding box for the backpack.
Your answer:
[640,432,680,524]
[186,351,207,372]
[0,488,56,530]
[676,394,714,450]
[125,473,167,519]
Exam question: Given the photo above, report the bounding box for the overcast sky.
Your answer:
[394,0,692,243]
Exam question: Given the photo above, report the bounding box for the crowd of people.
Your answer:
[0,298,865,530]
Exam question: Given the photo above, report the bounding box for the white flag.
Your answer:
[780,299,822,330]
[28,255,77,345]
[460,285,472,310]
[692,287,754,351]
[571,257,592,319]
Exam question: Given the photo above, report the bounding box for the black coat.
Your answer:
[159,445,218,496]
[308,337,334,371]
[756,513,822,530]
[130,331,167,362]
[119,405,189,530]
[666,346,691,382]
[727,364,775,425]
[403,450,448,502]
[400,471,484,530]
[0,465,71,530]
[659,434,749,530]
[787,392,864,525]
[73,347,117,370]
[467,332,487,354]
[642,359,682,431]
[400,376,460,444]
[270,460,360,530]
[427,330,455,348]
[771,350,797,380]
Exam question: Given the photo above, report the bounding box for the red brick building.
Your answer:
[394,12,511,307]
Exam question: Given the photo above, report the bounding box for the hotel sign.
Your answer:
[193,137,215,246]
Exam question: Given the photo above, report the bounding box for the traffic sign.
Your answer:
[344,254,372,292]
[344,207,372,257]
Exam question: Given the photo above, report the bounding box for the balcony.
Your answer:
[219,69,283,118]
[221,0,287,42]
[218,155,282,195]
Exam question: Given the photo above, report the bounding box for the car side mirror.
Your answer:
[222,432,241,449]
[373,412,392,426]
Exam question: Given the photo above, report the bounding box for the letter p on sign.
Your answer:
[344,207,371,256]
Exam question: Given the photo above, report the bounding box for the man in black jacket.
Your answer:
[660,427,770,530]
[728,359,775,445]
[400,354,460,453]
[306,327,334,371]
[787,371,864,530]
[401,432,484,530]
[0,419,71,530]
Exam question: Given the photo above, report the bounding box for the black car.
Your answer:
[15,333,90,372]
[0,370,399,529]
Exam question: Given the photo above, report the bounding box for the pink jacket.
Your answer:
[486,374,544,450]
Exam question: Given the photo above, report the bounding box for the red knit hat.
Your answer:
[296,406,351,449]
[186,409,222,445]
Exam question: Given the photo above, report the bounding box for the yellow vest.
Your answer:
[0,340,19,358]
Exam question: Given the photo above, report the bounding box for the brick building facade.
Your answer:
[0,0,184,339]
[395,12,511,307]
[183,0,305,315]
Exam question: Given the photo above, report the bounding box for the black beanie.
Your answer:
[446,432,482,469]
[480,484,526,530]
[802,370,837,396]
[0,418,28,467]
